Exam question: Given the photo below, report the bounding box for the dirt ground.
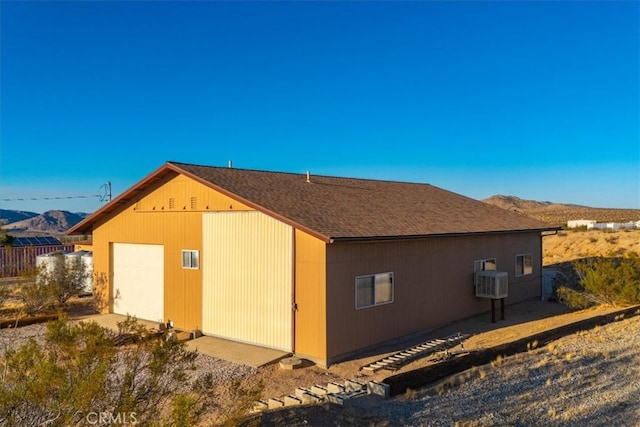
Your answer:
[245,303,639,426]
[543,229,640,265]
[243,230,640,402]
[28,296,624,423]
[243,301,625,404]
[2,229,639,425]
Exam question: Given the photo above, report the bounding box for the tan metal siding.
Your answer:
[202,211,293,351]
[90,173,252,330]
[133,174,253,214]
[325,232,543,363]
[294,229,327,363]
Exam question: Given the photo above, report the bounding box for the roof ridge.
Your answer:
[168,161,433,187]
[69,161,558,239]
[168,160,307,177]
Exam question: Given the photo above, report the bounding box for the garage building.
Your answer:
[68,161,557,366]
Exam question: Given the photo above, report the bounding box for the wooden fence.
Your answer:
[0,245,75,278]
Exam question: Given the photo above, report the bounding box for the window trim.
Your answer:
[355,272,394,310]
[515,253,533,277]
[474,258,497,273]
[181,250,199,270]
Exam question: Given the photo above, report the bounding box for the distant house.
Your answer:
[68,162,558,367]
[0,236,74,277]
[567,219,596,229]
[587,221,640,231]
[11,236,64,247]
[568,219,640,231]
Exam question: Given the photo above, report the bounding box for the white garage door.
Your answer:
[202,211,293,351]
[112,243,164,322]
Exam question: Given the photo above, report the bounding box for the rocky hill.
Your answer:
[483,195,640,226]
[1,210,88,234]
[3,197,638,233]
[0,209,39,226]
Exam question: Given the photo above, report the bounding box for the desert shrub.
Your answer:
[88,272,109,313]
[0,316,205,426]
[604,235,619,244]
[405,388,418,401]
[608,248,627,257]
[168,394,202,427]
[166,371,266,427]
[217,378,265,427]
[0,285,10,308]
[38,255,90,305]
[571,257,640,307]
[0,229,14,247]
[19,272,55,316]
[556,286,593,310]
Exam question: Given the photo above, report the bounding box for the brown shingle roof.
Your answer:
[68,161,557,240]
[173,162,556,241]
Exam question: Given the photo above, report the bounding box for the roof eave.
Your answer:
[328,227,562,243]
[67,162,180,235]
[170,163,332,243]
[68,162,333,243]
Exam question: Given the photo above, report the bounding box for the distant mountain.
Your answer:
[0,209,39,226]
[1,210,88,234]
[482,195,640,226]
[483,195,556,212]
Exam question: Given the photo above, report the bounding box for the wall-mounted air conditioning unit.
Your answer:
[475,271,508,299]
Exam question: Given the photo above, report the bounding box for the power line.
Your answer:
[99,182,112,202]
[1,195,101,201]
[1,182,112,203]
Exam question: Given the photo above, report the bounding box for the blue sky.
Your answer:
[1,1,638,214]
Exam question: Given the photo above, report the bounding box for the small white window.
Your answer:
[474,258,496,273]
[515,254,533,276]
[182,250,199,269]
[355,272,394,309]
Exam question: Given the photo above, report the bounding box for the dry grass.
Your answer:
[490,354,504,368]
[383,313,640,425]
[543,229,640,265]
[482,196,640,226]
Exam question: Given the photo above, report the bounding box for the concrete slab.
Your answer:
[78,313,162,333]
[185,335,290,368]
[79,314,289,368]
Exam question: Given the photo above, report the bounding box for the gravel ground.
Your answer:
[0,321,255,388]
[0,323,47,353]
[3,313,639,426]
[0,320,257,425]
[364,314,640,426]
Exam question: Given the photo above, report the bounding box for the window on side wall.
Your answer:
[182,250,199,269]
[515,253,533,276]
[474,258,496,272]
[355,272,394,309]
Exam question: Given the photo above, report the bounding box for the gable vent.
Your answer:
[190,197,197,210]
